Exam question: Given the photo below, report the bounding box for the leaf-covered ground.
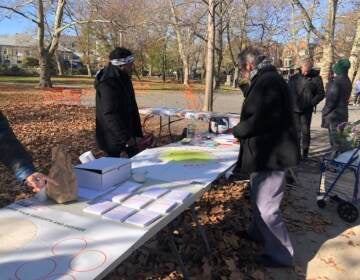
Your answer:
[0,85,337,280]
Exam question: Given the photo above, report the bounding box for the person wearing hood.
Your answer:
[322,58,352,150]
[95,47,143,158]
[232,47,299,268]
[288,57,325,159]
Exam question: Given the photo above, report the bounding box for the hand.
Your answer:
[25,172,58,193]
[126,137,137,147]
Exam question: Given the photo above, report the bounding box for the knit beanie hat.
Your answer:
[332,58,351,75]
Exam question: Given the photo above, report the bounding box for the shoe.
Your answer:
[255,254,294,268]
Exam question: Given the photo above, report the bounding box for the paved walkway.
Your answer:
[268,104,360,280]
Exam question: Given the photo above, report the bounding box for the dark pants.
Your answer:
[293,111,313,157]
[354,92,360,105]
[249,171,294,265]
[107,146,139,158]
[328,122,342,156]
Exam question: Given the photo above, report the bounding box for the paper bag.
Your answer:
[46,145,77,203]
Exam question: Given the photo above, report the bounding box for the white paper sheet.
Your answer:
[121,195,154,210]
[111,192,134,203]
[102,205,137,223]
[125,209,162,227]
[103,181,143,203]
[162,190,192,203]
[78,186,115,200]
[145,198,178,214]
[140,188,170,199]
[83,201,118,215]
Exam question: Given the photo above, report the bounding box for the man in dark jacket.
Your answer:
[322,58,352,149]
[233,48,300,268]
[0,111,56,192]
[288,57,325,159]
[95,47,143,158]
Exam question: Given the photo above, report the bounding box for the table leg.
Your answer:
[190,205,211,254]
[167,227,190,280]
[153,116,163,147]
[168,116,173,142]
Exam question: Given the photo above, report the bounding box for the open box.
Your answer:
[74,157,131,190]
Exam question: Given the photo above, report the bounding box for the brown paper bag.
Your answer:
[46,145,77,203]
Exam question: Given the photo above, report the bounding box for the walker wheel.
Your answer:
[317,199,326,209]
[337,202,359,223]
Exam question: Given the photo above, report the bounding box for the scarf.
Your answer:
[249,58,273,81]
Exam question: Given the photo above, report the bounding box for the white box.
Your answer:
[75,157,131,191]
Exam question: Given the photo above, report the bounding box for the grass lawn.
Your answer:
[0,75,237,92]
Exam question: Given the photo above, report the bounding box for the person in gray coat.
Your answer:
[322,58,352,150]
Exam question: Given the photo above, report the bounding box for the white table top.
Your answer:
[139,107,240,122]
[0,137,239,280]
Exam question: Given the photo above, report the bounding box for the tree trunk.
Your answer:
[55,53,63,76]
[215,1,223,89]
[232,67,239,88]
[203,0,215,111]
[162,39,167,82]
[349,16,360,83]
[320,0,338,88]
[86,64,92,77]
[168,0,190,86]
[183,61,189,86]
[38,52,52,88]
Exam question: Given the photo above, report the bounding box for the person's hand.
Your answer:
[126,137,137,147]
[25,172,58,193]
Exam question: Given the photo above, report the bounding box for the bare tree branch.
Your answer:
[290,0,326,41]
[0,5,39,25]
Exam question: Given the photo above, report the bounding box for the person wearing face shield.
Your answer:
[95,47,143,158]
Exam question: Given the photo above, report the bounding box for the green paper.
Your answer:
[161,150,214,163]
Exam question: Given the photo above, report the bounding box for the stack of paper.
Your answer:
[140,188,169,199]
[102,205,137,223]
[146,198,178,214]
[104,181,143,203]
[83,201,118,215]
[111,192,133,203]
[115,181,143,192]
[78,186,115,200]
[214,134,236,145]
[162,190,192,203]
[121,195,154,210]
[125,209,162,227]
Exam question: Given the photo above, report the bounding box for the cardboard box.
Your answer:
[75,157,131,190]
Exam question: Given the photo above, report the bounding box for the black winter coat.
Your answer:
[95,64,143,154]
[233,66,300,173]
[0,111,36,181]
[288,69,325,113]
[321,74,352,129]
